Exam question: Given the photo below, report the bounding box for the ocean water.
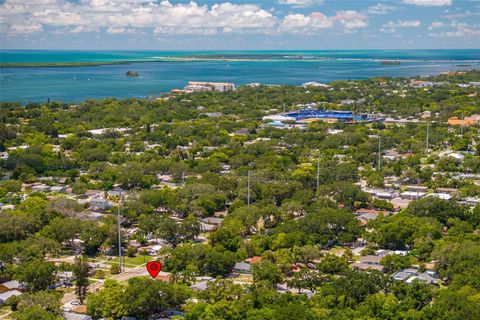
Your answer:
[1,50,479,103]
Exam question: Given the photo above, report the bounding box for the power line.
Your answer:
[247,170,251,206]
[316,151,320,190]
[377,136,381,172]
[117,192,123,273]
[426,124,430,151]
[461,113,464,137]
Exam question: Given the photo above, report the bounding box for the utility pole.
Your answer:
[247,171,251,206]
[426,124,430,151]
[461,113,464,137]
[377,136,381,172]
[117,192,122,273]
[316,151,320,190]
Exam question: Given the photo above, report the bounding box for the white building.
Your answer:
[401,191,426,200]
[184,81,236,93]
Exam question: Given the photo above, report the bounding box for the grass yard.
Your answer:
[105,255,154,268]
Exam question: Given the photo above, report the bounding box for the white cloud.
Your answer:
[444,11,480,19]
[402,0,451,7]
[279,10,368,33]
[429,23,480,37]
[280,12,333,33]
[367,3,397,15]
[0,0,370,36]
[107,27,126,34]
[277,0,323,8]
[341,19,368,29]
[428,21,444,30]
[10,23,44,34]
[332,10,369,29]
[380,27,396,33]
[383,20,421,28]
[0,0,278,35]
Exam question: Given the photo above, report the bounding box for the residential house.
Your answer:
[0,280,22,293]
[460,197,480,207]
[190,280,211,292]
[230,128,250,136]
[84,190,104,198]
[427,193,452,201]
[375,249,410,257]
[201,217,224,226]
[90,198,110,211]
[86,211,103,221]
[64,312,92,320]
[383,150,399,161]
[406,273,439,285]
[54,271,75,287]
[107,189,123,197]
[50,186,67,193]
[31,184,51,193]
[405,185,428,192]
[351,255,384,272]
[435,187,458,194]
[0,290,22,306]
[234,262,251,274]
[246,256,262,264]
[392,268,419,281]
[392,269,439,285]
[357,213,379,225]
[448,114,480,126]
[200,222,217,232]
[400,191,426,200]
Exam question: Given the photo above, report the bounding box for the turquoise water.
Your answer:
[1,50,479,103]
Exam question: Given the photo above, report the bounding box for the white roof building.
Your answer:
[0,290,22,304]
[262,115,295,122]
[428,193,453,201]
[401,191,426,200]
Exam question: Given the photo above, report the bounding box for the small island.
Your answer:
[125,70,139,77]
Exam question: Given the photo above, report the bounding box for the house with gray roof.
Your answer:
[234,261,251,274]
[392,268,418,281]
[392,269,439,285]
[0,290,22,305]
[190,280,211,292]
[0,280,22,292]
[351,255,384,272]
[406,272,439,285]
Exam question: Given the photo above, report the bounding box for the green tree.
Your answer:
[11,291,62,320]
[317,253,349,275]
[73,256,90,304]
[14,259,56,292]
[252,260,283,288]
[381,254,411,274]
[407,197,469,225]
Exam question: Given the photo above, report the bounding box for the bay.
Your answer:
[1,50,479,103]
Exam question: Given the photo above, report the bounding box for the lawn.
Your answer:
[105,255,154,268]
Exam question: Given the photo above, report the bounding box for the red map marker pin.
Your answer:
[146,261,162,279]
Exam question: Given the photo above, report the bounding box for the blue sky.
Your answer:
[0,0,479,50]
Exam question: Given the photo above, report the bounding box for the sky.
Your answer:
[0,0,479,50]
